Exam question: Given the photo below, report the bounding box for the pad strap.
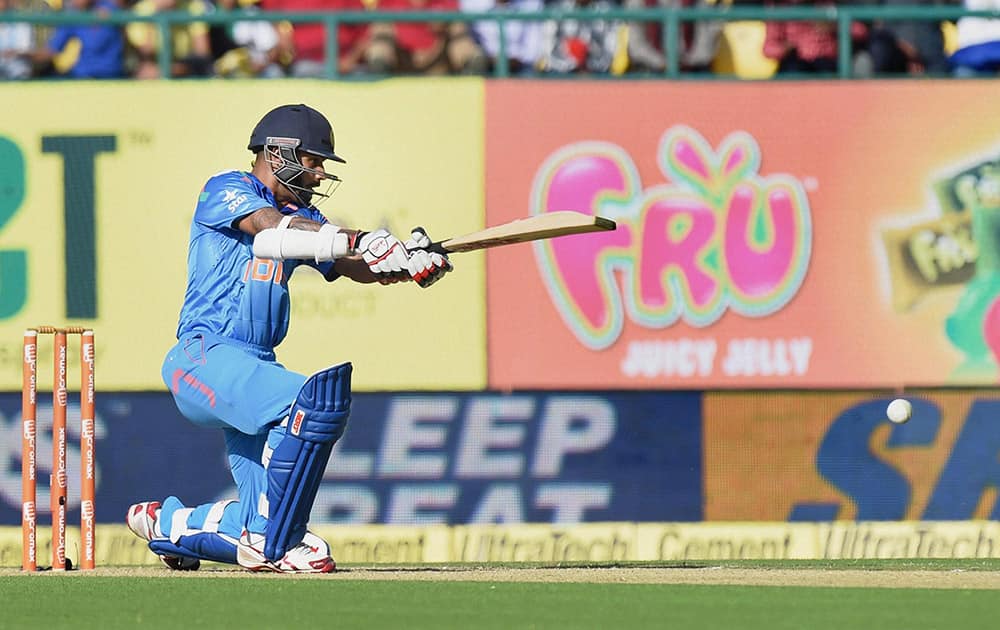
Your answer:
[169,500,234,543]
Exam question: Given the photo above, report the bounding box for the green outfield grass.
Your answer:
[0,578,997,630]
[2,560,999,630]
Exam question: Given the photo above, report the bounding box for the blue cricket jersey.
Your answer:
[175,170,337,350]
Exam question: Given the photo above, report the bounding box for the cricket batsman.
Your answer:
[125,104,452,573]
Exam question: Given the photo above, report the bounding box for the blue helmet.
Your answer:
[248,104,347,164]
[248,104,345,206]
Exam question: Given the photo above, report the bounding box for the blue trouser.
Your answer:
[159,332,305,546]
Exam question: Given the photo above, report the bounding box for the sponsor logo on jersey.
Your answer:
[223,189,248,213]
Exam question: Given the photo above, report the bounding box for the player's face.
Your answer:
[297,153,328,190]
[282,151,340,206]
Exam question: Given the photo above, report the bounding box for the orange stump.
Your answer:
[51,331,67,571]
[80,330,96,570]
[21,331,37,572]
[21,327,96,571]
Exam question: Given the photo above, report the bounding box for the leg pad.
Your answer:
[149,534,237,565]
[265,362,352,561]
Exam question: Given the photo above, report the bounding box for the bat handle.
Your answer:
[404,238,449,256]
[403,226,450,255]
[427,241,449,256]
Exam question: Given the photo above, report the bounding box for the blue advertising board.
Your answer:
[0,391,703,525]
[703,390,1000,522]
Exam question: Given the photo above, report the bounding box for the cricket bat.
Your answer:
[426,211,616,255]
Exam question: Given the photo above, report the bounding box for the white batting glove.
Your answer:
[404,227,453,288]
[354,229,412,284]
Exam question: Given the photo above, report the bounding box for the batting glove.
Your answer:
[353,229,412,284]
[404,227,453,288]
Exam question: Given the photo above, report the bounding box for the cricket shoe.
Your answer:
[126,501,201,571]
[236,530,336,574]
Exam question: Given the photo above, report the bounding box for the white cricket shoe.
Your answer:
[236,530,336,574]
[126,501,201,571]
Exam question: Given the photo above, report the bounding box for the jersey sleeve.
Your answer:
[194,172,272,231]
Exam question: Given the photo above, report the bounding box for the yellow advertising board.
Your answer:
[0,81,486,391]
[4,521,1000,567]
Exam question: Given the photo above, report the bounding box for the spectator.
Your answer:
[624,0,723,73]
[260,0,372,77]
[210,0,289,77]
[459,0,544,74]
[35,0,125,78]
[127,0,213,78]
[366,0,490,74]
[0,0,34,79]
[538,0,625,74]
[950,0,1000,75]
[762,0,841,73]
[866,0,950,75]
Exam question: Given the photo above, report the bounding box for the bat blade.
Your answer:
[432,211,616,254]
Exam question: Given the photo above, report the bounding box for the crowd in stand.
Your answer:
[2,0,1000,79]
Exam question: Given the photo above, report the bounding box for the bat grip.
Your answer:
[427,241,449,256]
[407,241,450,255]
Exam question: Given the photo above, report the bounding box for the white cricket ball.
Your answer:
[887,398,912,424]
